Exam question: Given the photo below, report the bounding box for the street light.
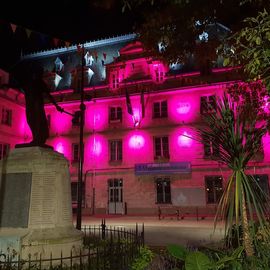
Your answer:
[76,44,85,230]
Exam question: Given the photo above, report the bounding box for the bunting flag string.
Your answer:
[6,21,73,50]
[6,20,112,61]
[65,41,71,48]
[25,28,32,38]
[10,23,17,33]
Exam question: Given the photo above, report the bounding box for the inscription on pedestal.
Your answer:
[61,172,72,223]
[29,172,56,226]
[0,173,32,228]
[42,173,56,225]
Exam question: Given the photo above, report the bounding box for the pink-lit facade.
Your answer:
[3,35,270,215]
[0,69,29,157]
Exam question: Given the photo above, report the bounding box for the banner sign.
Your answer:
[135,162,191,175]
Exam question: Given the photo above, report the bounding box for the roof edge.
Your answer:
[23,33,137,60]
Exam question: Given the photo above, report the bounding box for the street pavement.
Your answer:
[76,215,225,247]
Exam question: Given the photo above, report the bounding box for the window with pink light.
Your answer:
[153,100,168,118]
[110,69,124,89]
[152,63,166,83]
[109,106,122,123]
[72,143,84,162]
[154,136,170,160]
[203,135,219,159]
[200,95,216,115]
[109,140,122,162]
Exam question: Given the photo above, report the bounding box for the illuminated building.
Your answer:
[3,33,270,216]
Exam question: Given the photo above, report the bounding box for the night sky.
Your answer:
[0,1,136,70]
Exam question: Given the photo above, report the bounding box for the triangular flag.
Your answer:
[10,23,17,33]
[87,68,94,84]
[85,53,94,66]
[93,51,98,61]
[25,28,32,38]
[65,41,71,48]
[125,89,133,115]
[77,44,84,55]
[53,38,60,47]
[140,89,145,119]
[54,73,62,88]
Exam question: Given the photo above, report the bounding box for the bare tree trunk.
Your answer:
[242,190,254,257]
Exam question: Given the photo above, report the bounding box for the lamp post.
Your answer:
[76,44,85,230]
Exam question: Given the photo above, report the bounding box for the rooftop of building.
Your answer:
[22,34,137,60]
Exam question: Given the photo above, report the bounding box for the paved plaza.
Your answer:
[77,215,225,247]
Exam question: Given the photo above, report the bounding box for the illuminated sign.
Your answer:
[135,162,191,175]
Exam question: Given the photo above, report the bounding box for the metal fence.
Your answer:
[0,220,144,270]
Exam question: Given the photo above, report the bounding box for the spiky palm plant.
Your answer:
[198,93,269,256]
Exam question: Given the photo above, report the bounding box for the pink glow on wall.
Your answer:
[124,131,152,163]
[177,102,191,114]
[169,127,199,162]
[129,135,145,149]
[45,108,72,135]
[84,104,108,131]
[178,132,192,147]
[55,142,64,154]
[49,137,71,158]
[92,137,102,156]
[169,85,226,124]
[84,135,108,167]
[132,108,141,127]
[262,134,270,162]
[169,96,196,123]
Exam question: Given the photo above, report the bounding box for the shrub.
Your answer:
[131,246,154,270]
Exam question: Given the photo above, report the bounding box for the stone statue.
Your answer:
[11,61,63,147]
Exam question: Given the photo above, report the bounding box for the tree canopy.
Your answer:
[94,0,270,90]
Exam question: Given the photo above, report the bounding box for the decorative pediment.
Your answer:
[119,41,144,56]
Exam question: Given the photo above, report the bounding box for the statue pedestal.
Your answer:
[0,147,83,261]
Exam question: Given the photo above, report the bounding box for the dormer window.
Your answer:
[112,74,119,89]
[155,69,164,83]
[152,63,165,83]
[110,68,124,90]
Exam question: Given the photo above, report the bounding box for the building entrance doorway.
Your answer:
[108,178,123,214]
